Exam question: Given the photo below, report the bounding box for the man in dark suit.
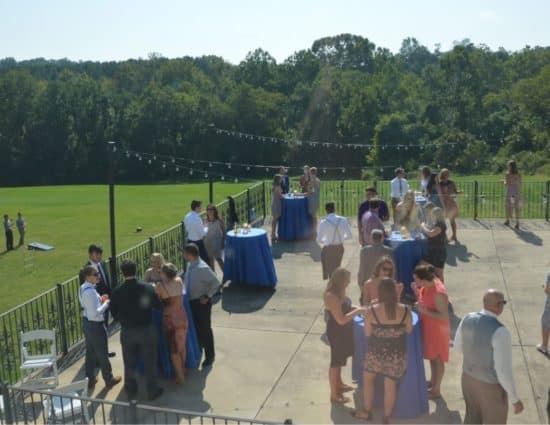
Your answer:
[110,259,163,401]
[80,244,115,357]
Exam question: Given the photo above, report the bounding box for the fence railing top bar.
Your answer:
[133,403,282,424]
[150,222,183,239]
[117,238,151,257]
[0,285,58,318]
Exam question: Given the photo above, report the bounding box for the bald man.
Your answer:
[454,290,524,424]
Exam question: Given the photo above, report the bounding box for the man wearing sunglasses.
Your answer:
[454,289,523,424]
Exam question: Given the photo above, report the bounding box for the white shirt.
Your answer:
[78,282,109,322]
[390,177,409,200]
[184,210,206,241]
[316,213,352,246]
[454,309,520,404]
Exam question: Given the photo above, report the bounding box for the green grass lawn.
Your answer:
[0,182,249,312]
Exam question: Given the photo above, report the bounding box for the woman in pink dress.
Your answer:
[413,264,450,400]
[504,160,522,229]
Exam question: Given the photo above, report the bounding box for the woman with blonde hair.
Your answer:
[155,263,188,384]
[438,169,459,242]
[395,191,421,231]
[362,257,404,305]
[324,268,364,404]
[144,252,165,284]
[421,207,447,281]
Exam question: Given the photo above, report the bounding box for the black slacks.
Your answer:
[189,299,215,362]
[5,230,13,251]
[83,318,113,383]
[120,325,160,398]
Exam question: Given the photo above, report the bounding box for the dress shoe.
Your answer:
[202,358,215,368]
[108,352,116,358]
[105,376,122,389]
[148,387,164,401]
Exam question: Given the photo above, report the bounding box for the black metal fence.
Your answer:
[0,383,286,425]
[278,178,550,220]
[0,181,267,385]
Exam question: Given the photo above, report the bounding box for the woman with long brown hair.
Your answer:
[362,257,404,305]
[204,204,225,271]
[354,278,412,424]
[324,268,364,404]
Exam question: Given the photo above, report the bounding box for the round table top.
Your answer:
[283,194,306,200]
[388,231,426,242]
[226,228,267,239]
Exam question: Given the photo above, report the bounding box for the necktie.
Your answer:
[97,262,108,288]
[399,179,403,197]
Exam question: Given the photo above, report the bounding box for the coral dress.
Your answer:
[417,279,450,362]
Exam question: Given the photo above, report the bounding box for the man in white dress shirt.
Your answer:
[317,202,352,279]
[454,289,524,424]
[79,265,121,391]
[183,200,209,263]
[390,167,409,223]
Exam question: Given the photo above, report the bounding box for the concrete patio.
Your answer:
[57,219,550,424]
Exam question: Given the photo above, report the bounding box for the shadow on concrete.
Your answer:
[272,240,322,262]
[446,242,478,267]
[514,228,543,246]
[417,397,462,424]
[221,281,275,314]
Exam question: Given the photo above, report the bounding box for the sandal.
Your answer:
[339,384,354,393]
[428,390,442,400]
[331,395,351,404]
[351,410,373,421]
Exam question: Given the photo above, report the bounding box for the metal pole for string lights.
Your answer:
[107,141,118,288]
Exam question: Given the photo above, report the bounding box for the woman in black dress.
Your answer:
[421,207,447,281]
[355,278,412,424]
[324,268,364,404]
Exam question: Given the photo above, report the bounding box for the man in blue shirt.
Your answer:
[78,265,121,391]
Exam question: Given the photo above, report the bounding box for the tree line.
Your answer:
[1,34,549,186]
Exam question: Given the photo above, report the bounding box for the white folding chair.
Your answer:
[19,330,59,389]
[42,379,89,424]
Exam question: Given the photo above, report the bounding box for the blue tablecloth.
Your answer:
[223,228,277,287]
[278,196,313,241]
[138,293,201,378]
[352,313,429,419]
[385,232,427,295]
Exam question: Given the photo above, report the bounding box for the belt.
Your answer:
[83,317,104,324]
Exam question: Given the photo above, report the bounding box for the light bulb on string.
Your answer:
[189,170,194,175]
[221,176,225,181]
[234,178,239,183]
[175,167,179,172]
[148,159,152,165]
[227,163,231,169]
[153,155,156,161]
[135,153,139,158]
[341,167,345,173]
[209,162,212,167]
[204,173,208,178]
[323,168,327,174]
[171,158,175,164]
[126,151,130,158]
[138,156,142,161]
[246,166,250,171]
[265,168,269,172]
[162,163,166,169]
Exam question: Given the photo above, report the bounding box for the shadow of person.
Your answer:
[271,239,322,262]
[271,241,296,260]
[445,241,478,267]
[420,396,463,424]
[221,281,275,314]
[514,228,543,246]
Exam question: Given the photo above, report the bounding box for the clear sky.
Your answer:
[1,0,549,64]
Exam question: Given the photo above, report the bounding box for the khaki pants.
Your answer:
[462,373,508,424]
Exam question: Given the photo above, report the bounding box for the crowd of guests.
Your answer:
[318,164,533,423]
[78,241,221,399]
[271,165,321,242]
[3,212,25,251]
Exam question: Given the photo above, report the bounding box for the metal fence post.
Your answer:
[1,381,14,424]
[246,188,251,223]
[55,283,69,355]
[340,180,345,214]
[148,237,154,254]
[546,180,550,221]
[473,180,479,220]
[129,399,139,424]
[209,178,214,204]
[180,221,186,245]
[262,181,267,220]
[373,179,378,192]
